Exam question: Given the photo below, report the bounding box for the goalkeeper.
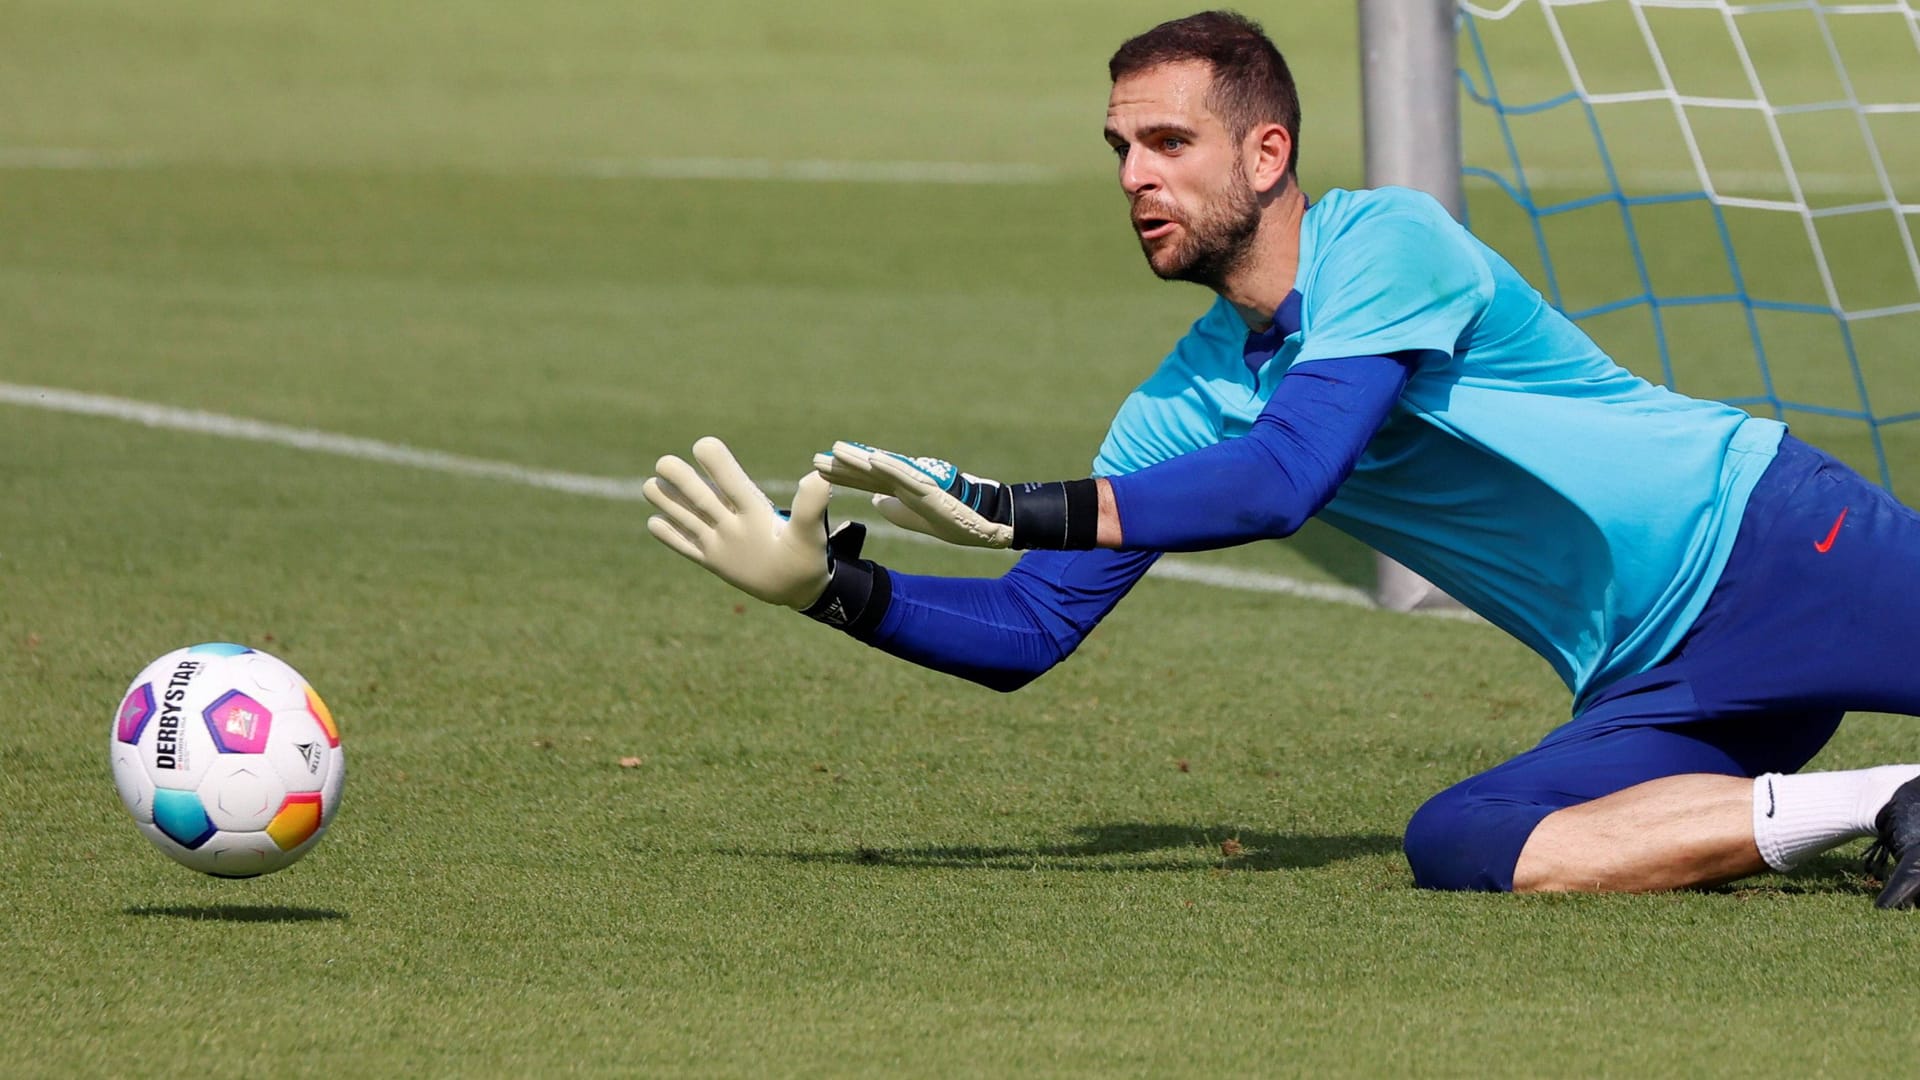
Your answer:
[643,10,1920,904]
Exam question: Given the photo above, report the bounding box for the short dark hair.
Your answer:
[1108,10,1301,177]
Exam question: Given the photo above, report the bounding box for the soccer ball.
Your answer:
[109,643,345,878]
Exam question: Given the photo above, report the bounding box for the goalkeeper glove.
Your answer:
[812,441,1098,550]
[644,437,889,631]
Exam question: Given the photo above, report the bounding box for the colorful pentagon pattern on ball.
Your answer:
[266,792,324,851]
[305,686,340,747]
[204,690,273,754]
[187,642,254,657]
[152,788,218,849]
[116,684,156,744]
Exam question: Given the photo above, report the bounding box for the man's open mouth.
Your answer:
[1134,216,1178,241]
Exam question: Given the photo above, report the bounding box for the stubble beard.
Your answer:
[1139,166,1262,290]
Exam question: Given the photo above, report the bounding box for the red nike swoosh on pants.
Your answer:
[1814,507,1849,553]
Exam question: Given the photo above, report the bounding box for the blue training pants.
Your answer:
[1405,434,1920,891]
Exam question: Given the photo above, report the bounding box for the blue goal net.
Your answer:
[1456,0,1920,498]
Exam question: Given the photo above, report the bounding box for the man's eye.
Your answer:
[1110,143,1128,160]
[1161,137,1184,152]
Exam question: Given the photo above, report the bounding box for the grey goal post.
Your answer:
[1358,0,1463,612]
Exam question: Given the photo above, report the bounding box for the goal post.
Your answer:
[1358,0,1466,612]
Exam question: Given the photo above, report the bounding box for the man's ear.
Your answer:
[1247,122,1292,195]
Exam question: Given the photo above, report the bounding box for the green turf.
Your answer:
[6,1,1920,1075]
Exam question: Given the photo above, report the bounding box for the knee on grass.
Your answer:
[1402,785,1546,893]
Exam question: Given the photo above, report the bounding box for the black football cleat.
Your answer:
[1865,775,1920,909]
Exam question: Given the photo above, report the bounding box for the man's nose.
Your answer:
[1119,148,1159,196]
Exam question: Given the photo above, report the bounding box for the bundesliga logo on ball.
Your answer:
[109,643,345,878]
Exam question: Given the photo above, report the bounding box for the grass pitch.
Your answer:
[5,2,1920,1075]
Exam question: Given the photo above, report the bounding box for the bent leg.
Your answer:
[1404,711,1841,892]
[1407,440,1920,893]
[1513,773,1757,892]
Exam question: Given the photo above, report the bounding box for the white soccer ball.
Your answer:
[110,643,345,878]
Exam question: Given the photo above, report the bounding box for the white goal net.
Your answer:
[1456,0,1920,498]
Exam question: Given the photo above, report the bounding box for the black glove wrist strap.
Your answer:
[796,520,889,635]
[1009,478,1100,550]
[800,557,892,636]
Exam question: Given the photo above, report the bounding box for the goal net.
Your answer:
[1455,0,1920,499]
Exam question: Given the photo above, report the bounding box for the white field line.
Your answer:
[0,147,1899,197]
[0,147,1064,185]
[0,381,1452,616]
[0,382,657,501]
[572,156,1063,185]
[0,147,163,169]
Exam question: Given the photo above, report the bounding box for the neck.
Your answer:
[1218,182,1307,330]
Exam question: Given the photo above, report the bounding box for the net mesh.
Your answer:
[1456,0,1920,495]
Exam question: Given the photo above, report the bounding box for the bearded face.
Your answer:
[1106,61,1275,291]
[1129,158,1262,288]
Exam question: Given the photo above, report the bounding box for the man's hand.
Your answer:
[813,441,1101,551]
[812,441,1016,548]
[644,437,833,608]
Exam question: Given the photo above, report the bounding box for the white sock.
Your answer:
[1752,765,1920,872]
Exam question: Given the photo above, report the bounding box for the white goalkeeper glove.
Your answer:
[811,441,1098,551]
[812,441,1012,548]
[643,436,832,607]
[645,437,888,630]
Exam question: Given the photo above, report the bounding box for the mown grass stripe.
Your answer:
[0,381,1434,614]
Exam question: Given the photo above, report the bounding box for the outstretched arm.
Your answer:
[1098,353,1412,550]
[862,548,1160,691]
[643,438,1159,692]
[818,352,1415,552]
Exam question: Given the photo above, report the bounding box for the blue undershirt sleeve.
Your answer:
[840,355,1408,690]
[1106,353,1416,551]
[859,547,1161,692]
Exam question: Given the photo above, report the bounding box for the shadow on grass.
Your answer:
[743,822,1403,873]
[1707,851,1883,900]
[123,904,347,923]
[736,831,1902,897]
